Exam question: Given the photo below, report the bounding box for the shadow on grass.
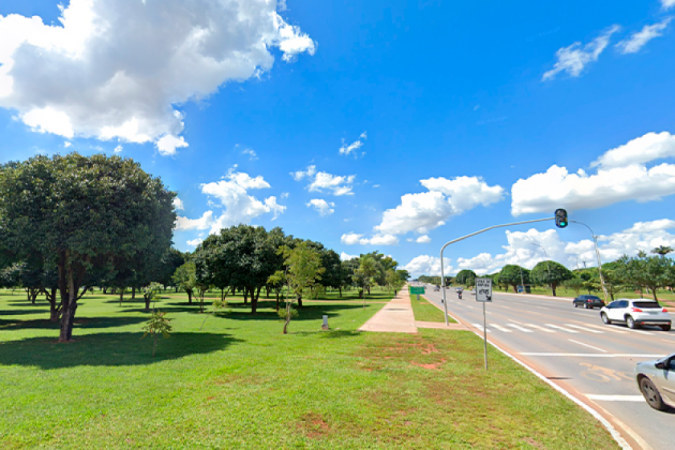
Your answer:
[0,316,148,331]
[225,302,376,322]
[0,332,242,369]
[0,308,49,316]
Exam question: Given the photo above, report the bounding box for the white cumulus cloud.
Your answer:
[341,232,398,246]
[416,235,432,243]
[616,18,673,54]
[375,176,504,236]
[339,131,367,157]
[341,233,363,245]
[176,169,285,234]
[663,0,675,10]
[403,255,452,277]
[0,0,315,154]
[340,252,359,261]
[187,238,204,247]
[306,199,335,216]
[543,25,620,80]
[292,165,356,196]
[173,197,185,211]
[512,131,675,216]
[440,219,675,276]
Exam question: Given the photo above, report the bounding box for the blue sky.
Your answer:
[2,0,675,276]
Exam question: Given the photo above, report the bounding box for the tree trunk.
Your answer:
[119,288,124,306]
[251,287,258,314]
[144,294,151,311]
[652,288,658,302]
[58,256,83,343]
[297,295,303,308]
[244,289,248,304]
[187,289,193,304]
[283,303,291,334]
[103,287,107,294]
[512,285,518,293]
[132,287,136,299]
[276,292,280,311]
[338,287,342,297]
[47,288,61,322]
[551,283,557,297]
[266,287,270,298]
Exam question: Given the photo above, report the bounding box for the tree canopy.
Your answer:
[0,153,175,341]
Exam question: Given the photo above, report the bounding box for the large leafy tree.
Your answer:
[195,225,285,313]
[497,265,530,293]
[172,261,197,304]
[530,261,573,297]
[455,269,477,286]
[0,154,175,342]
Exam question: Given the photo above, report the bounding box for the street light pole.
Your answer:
[570,220,609,303]
[440,216,554,325]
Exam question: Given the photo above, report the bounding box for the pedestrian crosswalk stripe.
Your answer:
[566,324,603,334]
[472,323,491,333]
[507,323,533,333]
[491,324,512,332]
[585,323,628,334]
[546,324,579,333]
[525,324,556,333]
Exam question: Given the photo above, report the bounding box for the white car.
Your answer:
[600,299,671,331]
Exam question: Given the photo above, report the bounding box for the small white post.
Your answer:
[322,315,329,330]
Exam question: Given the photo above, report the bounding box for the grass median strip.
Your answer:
[410,294,456,323]
[1,290,618,449]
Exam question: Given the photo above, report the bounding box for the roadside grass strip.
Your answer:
[1,290,618,449]
[409,294,455,323]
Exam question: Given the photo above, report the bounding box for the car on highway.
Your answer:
[573,294,605,309]
[635,352,675,411]
[600,299,671,331]
[433,286,440,292]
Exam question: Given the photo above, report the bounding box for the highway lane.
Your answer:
[420,284,675,450]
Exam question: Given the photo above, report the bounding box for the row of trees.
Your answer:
[419,246,675,301]
[1,153,411,341]
[170,224,409,314]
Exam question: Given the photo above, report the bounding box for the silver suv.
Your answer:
[600,299,671,331]
[635,352,675,411]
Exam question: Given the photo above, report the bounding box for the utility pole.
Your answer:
[570,220,609,303]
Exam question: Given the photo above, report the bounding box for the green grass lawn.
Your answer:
[409,293,455,323]
[1,288,618,449]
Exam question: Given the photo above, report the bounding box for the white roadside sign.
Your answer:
[475,278,492,302]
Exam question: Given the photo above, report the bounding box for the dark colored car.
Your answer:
[573,295,605,309]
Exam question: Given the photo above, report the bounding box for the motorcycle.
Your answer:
[457,292,462,300]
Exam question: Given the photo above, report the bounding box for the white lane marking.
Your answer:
[524,324,555,333]
[629,329,653,336]
[585,323,628,334]
[520,353,663,358]
[585,395,644,402]
[507,323,533,333]
[664,339,675,344]
[546,324,579,333]
[566,324,603,334]
[472,323,490,333]
[491,324,512,332]
[569,339,607,353]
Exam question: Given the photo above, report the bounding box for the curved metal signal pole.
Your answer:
[440,216,554,325]
[570,220,609,304]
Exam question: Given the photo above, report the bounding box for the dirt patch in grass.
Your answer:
[298,413,332,439]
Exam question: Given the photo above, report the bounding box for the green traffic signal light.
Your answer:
[555,209,568,228]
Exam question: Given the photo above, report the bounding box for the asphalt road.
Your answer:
[420,284,675,450]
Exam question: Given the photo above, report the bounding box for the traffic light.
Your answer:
[555,208,568,228]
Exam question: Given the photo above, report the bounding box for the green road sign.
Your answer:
[410,287,425,294]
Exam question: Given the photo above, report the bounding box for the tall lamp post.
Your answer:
[570,220,609,303]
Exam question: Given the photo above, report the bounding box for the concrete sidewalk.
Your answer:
[358,287,418,334]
